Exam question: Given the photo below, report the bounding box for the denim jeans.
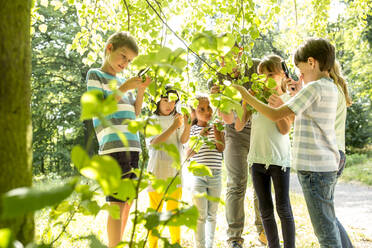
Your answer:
[192,169,222,248]
[224,124,263,244]
[298,171,345,248]
[337,150,354,248]
[252,164,295,248]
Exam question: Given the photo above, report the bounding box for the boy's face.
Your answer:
[296,57,319,84]
[107,45,137,74]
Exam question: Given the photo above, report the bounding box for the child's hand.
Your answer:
[210,85,220,94]
[138,76,151,90]
[268,94,285,108]
[123,77,143,90]
[184,113,192,126]
[287,77,302,97]
[200,127,211,136]
[172,113,183,128]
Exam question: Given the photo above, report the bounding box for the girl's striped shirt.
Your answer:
[189,125,223,170]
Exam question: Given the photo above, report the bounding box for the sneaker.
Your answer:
[258,231,267,245]
[229,241,243,248]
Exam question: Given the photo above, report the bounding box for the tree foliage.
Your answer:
[1,0,371,247]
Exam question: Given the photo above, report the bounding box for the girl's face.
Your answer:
[158,98,176,116]
[195,98,212,124]
[105,45,137,74]
[261,67,285,94]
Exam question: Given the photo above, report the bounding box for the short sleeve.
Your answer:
[86,70,104,94]
[286,82,320,115]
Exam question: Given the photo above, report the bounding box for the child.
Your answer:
[187,95,225,248]
[147,87,191,248]
[233,38,350,247]
[245,55,295,248]
[86,31,151,248]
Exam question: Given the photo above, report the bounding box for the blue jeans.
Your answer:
[298,171,347,248]
[337,150,354,248]
[252,164,295,248]
[191,169,222,248]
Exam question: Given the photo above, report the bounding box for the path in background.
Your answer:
[290,173,372,247]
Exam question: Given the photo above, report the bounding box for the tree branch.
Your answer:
[145,0,218,73]
[123,0,130,31]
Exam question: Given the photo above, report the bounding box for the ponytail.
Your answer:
[329,61,352,107]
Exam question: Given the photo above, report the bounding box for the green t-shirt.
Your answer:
[247,93,291,168]
[335,85,346,152]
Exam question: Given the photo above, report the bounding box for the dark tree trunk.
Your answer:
[0,0,34,244]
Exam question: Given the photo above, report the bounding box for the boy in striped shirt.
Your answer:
[86,31,151,247]
[233,38,351,247]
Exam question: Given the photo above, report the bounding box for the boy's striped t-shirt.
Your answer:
[189,125,223,170]
[86,68,141,155]
[285,77,340,172]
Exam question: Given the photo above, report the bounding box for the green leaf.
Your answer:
[102,203,120,220]
[151,176,181,195]
[80,155,121,195]
[80,90,118,120]
[70,145,90,170]
[160,206,198,230]
[190,31,218,53]
[193,192,225,205]
[145,123,162,137]
[267,78,277,89]
[114,179,137,202]
[188,161,212,177]
[143,210,160,230]
[217,33,235,54]
[1,178,78,219]
[0,229,13,248]
[127,120,145,134]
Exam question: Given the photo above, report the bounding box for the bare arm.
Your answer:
[150,114,182,145]
[268,94,295,135]
[218,110,235,124]
[117,76,151,116]
[234,101,252,131]
[214,125,225,152]
[180,115,192,144]
[232,84,294,122]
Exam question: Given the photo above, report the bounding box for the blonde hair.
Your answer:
[329,61,352,107]
[258,55,286,92]
[104,31,138,56]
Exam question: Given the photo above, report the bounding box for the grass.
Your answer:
[339,151,372,185]
[33,167,371,248]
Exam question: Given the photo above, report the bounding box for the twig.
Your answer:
[145,0,219,73]
[123,0,130,31]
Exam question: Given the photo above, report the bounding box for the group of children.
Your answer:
[87,31,353,248]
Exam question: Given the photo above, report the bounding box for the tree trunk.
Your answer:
[0,0,34,244]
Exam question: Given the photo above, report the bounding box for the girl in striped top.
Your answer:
[187,95,225,248]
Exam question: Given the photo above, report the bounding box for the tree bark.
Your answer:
[0,0,34,244]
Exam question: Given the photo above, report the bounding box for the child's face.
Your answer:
[159,98,176,116]
[195,98,212,124]
[296,57,320,84]
[261,68,285,94]
[106,45,137,74]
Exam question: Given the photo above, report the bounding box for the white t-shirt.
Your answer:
[147,115,184,191]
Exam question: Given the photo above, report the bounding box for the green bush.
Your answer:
[346,153,368,167]
[345,101,372,149]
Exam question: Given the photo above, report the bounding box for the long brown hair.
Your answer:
[258,54,287,92]
[329,61,352,107]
